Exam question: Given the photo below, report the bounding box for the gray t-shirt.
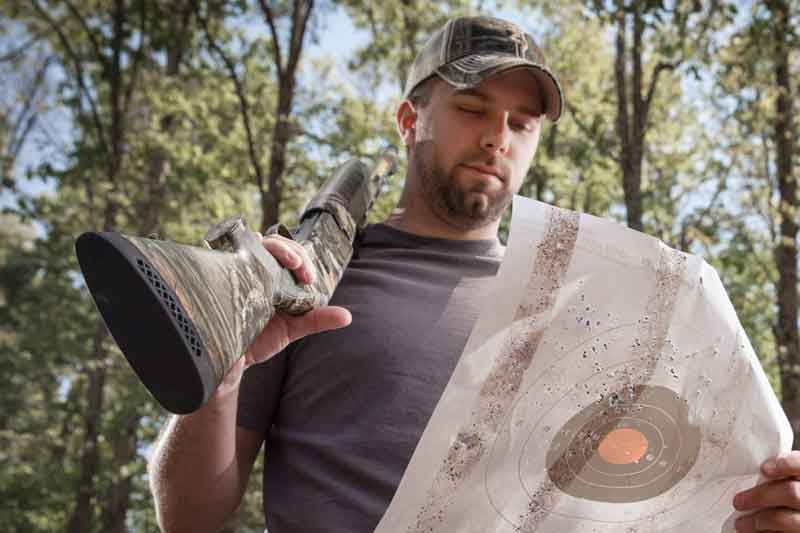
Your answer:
[237,223,503,532]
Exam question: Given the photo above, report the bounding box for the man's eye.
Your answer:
[512,117,542,132]
[458,107,483,115]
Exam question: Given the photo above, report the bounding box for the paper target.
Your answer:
[543,384,701,503]
[481,319,746,532]
[374,197,792,533]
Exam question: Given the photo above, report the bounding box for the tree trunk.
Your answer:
[613,2,671,233]
[67,2,130,529]
[67,324,108,533]
[140,0,193,236]
[262,84,293,230]
[99,414,140,533]
[614,3,643,232]
[99,8,195,528]
[397,0,419,92]
[766,0,800,447]
[258,0,314,232]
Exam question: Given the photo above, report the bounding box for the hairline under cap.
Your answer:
[407,61,561,122]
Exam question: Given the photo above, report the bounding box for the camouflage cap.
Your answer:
[404,16,564,122]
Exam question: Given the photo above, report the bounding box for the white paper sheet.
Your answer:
[376,196,792,533]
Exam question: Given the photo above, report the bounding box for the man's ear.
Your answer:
[396,100,418,149]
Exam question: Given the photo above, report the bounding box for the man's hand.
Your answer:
[218,232,352,392]
[247,232,352,362]
[734,451,800,531]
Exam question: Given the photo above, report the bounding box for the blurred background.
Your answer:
[0,0,797,531]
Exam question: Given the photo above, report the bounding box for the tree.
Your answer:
[22,2,153,529]
[197,0,316,233]
[574,0,729,232]
[0,27,54,189]
[765,0,799,445]
[713,0,798,440]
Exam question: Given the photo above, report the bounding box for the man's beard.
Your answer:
[412,141,513,230]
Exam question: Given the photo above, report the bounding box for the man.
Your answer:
[148,15,800,533]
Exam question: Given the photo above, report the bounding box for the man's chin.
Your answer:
[464,192,490,217]
[441,191,510,230]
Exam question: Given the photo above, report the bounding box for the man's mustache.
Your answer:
[459,157,511,182]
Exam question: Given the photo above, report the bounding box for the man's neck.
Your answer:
[384,204,500,241]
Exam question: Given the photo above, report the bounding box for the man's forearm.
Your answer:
[148,383,244,533]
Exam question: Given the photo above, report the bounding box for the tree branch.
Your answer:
[0,33,48,63]
[63,0,106,70]
[566,101,614,160]
[8,56,54,157]
[122,0,148,120]
[31,0,109,157]
[399,0,418,92]
[632,4,644,145]
[289,124,366,158]
[760,129,777,244]
[196,6,266,194]
[678,157,732,250]
[286,0,313,76]
[614,3,630,151]
[108,0,125,177]
[641,61,680,139]
[258,0,285,79]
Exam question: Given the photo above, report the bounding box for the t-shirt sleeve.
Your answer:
[236,350,288,435]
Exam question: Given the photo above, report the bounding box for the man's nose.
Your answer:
[479,112,511,155]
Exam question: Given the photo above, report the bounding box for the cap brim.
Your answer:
[436,54,564,122]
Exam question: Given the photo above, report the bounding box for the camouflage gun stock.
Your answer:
[75,147,397,414]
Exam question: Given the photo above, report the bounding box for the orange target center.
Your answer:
[597,428,649,465]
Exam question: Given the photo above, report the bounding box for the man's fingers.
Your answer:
[261,235,316,284]
[763,452,800,479]
[246,306,352,365]
[735,479,800,512]
[735,508,800,532]
[284,306,352,342]
[261,235,301,268]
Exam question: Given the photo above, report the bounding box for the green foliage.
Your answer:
[708,0,799,392]
[339,0,480,93]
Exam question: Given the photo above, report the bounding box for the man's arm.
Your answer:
[147,234,352,533]
[148,359,262,533]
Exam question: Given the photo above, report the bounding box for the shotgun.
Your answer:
[75,147,397,413]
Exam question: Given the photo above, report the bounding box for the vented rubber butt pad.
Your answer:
[75,232,216,413]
